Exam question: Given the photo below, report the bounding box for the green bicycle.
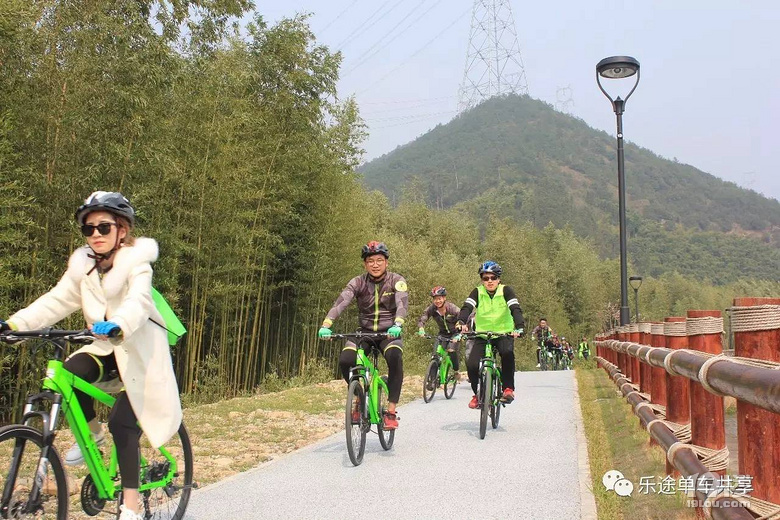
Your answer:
[329,332,395,466]
[0,328,193,519]
[422,335,458,403]
[463,332,513,440]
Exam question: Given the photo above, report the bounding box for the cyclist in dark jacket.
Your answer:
[417,286,461,374]
[318,241,407,430]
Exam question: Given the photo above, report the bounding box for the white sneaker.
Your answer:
[64,428,106,466]
[536,363,541,368]
[119,505,144,520]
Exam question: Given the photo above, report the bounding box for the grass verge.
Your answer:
[576,364,696,520]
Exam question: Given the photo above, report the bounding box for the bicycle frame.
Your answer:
[478,340,502,405]
[20,342,179,501]
[427,336,454,384]
[350,344,391,425]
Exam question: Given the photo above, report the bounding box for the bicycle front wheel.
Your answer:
[0,424,68,520]
[443,362,457,399]
[377,376,395,451]
[138,422,194,520]
[479,368,491,440]
[490,371,502,429]
[422,359,438,403]
[345,380,367,466]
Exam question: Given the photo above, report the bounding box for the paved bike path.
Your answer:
[184,370,597,520]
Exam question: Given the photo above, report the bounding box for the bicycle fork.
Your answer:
[2,396,63,516]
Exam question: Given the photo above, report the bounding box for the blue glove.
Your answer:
[318,327,332,339]
[387,324,402,338]
[0,320,10,333]
[512,328,524,337]
[93,321,121,337]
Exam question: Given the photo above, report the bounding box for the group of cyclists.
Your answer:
[317,240,526,430]
[0,191,591,518]
[532,318,591,370]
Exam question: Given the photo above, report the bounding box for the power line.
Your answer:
[364,109,456,123]
[359,95,455,105]
[317,0,360,35]
[342,0,442,77]
[336,0,406,51]
[357,6,471,95]
[368,110,457,129]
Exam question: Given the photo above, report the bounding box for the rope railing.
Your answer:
[593,297,780,520]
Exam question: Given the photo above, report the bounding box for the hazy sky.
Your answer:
[254,1,780,201]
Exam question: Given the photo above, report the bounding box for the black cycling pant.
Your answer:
[582,351,590,360]
[466,336,515,395]
[339,337,403,403]
[64,353,142,488]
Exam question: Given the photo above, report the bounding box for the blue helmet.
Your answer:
[478,261,502,277]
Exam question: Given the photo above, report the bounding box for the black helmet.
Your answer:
[361,241,389,260]
[76,191,135,226]
[430,286,447,297]
[478,260,502,277]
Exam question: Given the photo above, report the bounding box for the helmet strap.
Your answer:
[86,233,122,274]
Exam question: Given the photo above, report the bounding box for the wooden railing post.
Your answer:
[686,310,726,479]
[638,323,652,396]
[664,316,690,476]
[620,326,631,378]
[649,323,667,410]
[733,297,780,504]
[629,323,641,386]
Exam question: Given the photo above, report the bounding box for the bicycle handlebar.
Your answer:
[459,331,516,340]
[328,332,389,340]
[0,327,113,345]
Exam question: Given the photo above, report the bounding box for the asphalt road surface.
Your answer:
[184,370,597,520]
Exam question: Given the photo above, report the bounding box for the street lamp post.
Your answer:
[596,55,640,326]
[629,275,643,323]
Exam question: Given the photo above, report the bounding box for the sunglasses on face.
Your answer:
[481,276,498,282]
[81,222,117,237]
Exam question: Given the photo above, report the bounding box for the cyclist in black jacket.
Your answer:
[417,286,461,375]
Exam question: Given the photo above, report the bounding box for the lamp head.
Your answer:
[629,275,643,290]
[597,56,640,79]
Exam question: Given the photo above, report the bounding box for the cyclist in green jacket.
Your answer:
[455,261,524,408]
[578,336,591,360]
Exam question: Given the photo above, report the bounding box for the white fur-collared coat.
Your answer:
[10,238,182,448]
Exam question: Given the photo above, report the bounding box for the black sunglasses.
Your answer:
[481,275,498,282]
[81,222,117,237]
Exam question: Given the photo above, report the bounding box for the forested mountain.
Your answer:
[360,95,780,283]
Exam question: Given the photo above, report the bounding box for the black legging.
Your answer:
[466,336,515,395]
[339,338,403,403]
[64,353,142,488]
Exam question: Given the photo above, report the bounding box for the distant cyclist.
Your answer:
[417,286,461,377]
[578,336,591,360]
[532,318,553,368]
[318,241,408,430]
[455,261,525,408]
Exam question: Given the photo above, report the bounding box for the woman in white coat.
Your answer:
[0,191,182,520]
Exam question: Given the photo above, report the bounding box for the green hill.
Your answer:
[360,95,780,284]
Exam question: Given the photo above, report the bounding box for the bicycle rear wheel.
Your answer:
[0,424,68,520]
[138,423,194,520]
[345,380,367,466]
[377,376,395,451]
[490,371,502,429]
[422,359,439,403]
[479,368,491,440]
[443,362,457,399]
